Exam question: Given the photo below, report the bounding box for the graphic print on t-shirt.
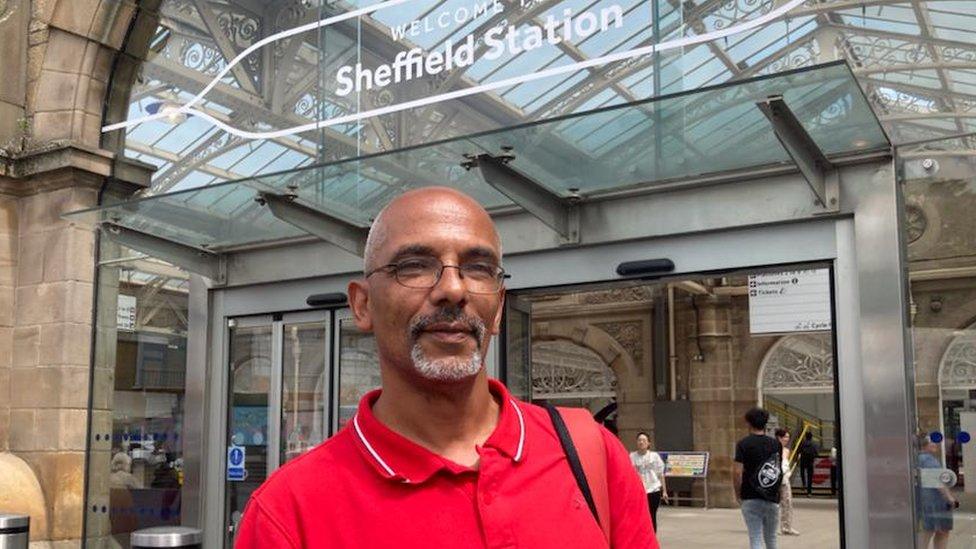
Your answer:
[758,455,782,489]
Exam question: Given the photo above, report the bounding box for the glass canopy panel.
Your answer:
[67,62,888,251]
[65,181,308,250]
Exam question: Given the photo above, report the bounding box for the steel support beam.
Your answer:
[465,153,578,243]
[101,222,225,283]
[257,192,368,257]
[757,96,840,210]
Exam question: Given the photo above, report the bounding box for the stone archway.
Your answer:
[532,320,648,441]
[757,332,836,447]
[533,321,639,385]
[938,325,976,392]
[531,338,617,401]
[757,332,834,398]
[937,323,976,472]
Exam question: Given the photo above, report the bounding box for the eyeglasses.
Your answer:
[366,257,508,294]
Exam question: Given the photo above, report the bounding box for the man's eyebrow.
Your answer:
[387,244,437,263]
[460,247,500,264]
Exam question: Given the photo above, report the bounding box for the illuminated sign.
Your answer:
[105,0,808,140]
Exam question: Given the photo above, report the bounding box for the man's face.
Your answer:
[349,192,505,384]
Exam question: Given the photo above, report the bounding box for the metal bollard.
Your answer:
[0,514,29,549]
[131,526,203,549]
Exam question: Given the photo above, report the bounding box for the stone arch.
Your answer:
[938,322,976,392]
[231,354,272,394]
[530,339,617,401]
[532,320,639,384]
[18,0,158,148]
[757,332,834,399]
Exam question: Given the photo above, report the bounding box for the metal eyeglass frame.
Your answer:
[365,259,510,294]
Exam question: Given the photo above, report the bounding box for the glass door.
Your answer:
[333,310,380,434]
[223,316,274,548]
[223,311,330,547]
[504,295,533,401]
[504,266,844,546]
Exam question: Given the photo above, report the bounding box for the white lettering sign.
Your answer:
[103,0,808,140]
[117,294,137,331]
[748,269,832,334]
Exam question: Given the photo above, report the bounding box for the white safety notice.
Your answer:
[748,269,832,334]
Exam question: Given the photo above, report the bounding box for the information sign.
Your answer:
[227,445,247,482]
[748,269,832,334]
[663,451,709,478]
[117,294,137,331]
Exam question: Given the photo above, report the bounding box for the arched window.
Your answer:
[939,328,976,390]
[531,339,617,401]
[759,333,834,395]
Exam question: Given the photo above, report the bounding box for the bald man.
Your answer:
[235,187,657,548]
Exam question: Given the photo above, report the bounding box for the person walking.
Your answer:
[631,432,668,533]
[775,429,800,536]
[734,407,783,549]
[798,432,819,496]
[918,434,955,549]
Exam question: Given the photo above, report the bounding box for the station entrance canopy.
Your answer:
[66,62,890,281]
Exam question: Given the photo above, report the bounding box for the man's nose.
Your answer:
[429,265,467,304]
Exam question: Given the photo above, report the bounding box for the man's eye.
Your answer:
[463,263,498,278]
[397,259,435,274]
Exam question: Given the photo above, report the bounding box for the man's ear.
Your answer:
[489,285,506,336]
[347,278,373,332]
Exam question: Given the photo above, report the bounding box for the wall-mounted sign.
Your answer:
[749,269,832,334]
[104,0,809,140]
[117,294,137,331]
[227,445,247,482]
[663,451,709,478]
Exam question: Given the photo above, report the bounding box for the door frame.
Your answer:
[185,158,914,548]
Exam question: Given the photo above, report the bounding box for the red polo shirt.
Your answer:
[235,380,657,548]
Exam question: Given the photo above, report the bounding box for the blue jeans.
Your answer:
[741,499,779,549]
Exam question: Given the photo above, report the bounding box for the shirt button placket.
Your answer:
[478,450,515,548]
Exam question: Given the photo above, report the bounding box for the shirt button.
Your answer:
[483,493,493,505]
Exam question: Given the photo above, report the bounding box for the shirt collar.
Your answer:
[351,378,526,484]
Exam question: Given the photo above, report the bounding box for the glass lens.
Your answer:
[395,258,440,288]
[461,264,502,294]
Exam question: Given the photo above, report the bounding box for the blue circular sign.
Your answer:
[930,431,944,443]
[960,432,971,444]
[230,447,244,465]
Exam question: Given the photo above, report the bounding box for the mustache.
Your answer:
[409,306,487,344]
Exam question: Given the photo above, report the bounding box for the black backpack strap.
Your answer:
[544,401,601,527]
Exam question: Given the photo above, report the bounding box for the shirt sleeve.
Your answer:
[234,496,299,549]
[734,440,744,463]
[651,453,665,476]
[602,428,659,548]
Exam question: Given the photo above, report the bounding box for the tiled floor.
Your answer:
[656,497,840,548]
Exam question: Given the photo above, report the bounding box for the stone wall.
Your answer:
[0,0,155,545]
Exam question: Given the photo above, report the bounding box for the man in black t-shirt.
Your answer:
[734,407,783,549]
[797,432,819,496]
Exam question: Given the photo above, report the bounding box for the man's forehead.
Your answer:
[365,187,501,268]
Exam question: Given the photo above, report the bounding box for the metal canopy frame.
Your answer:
[463,152,580,244]
[757,95,840,211]
[101,222,225,283]
[78,62,891,280]
[256,191,369,256]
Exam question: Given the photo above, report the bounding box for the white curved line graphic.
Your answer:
[105,0,807,139]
